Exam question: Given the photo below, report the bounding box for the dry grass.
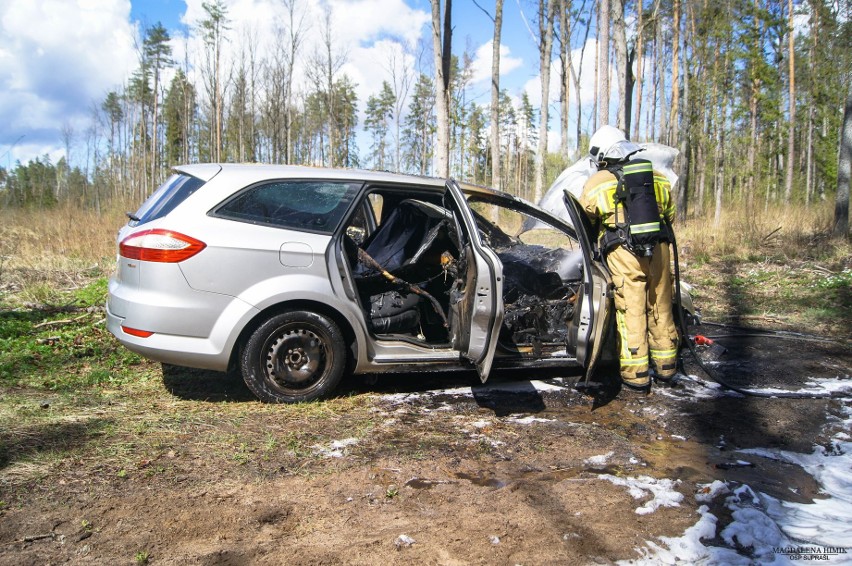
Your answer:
[674,201,850,337]
[676,201,849,264]
[0,204,126,298]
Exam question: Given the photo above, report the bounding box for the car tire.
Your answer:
[241,311,346,403]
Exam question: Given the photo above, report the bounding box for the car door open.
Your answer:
[562,191,612,383]
[444,180,504,382]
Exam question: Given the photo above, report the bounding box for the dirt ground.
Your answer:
[0,323,850,565]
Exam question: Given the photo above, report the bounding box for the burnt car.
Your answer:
[107,164,694,403]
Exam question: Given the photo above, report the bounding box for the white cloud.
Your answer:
[469,40,523,85]
[0,0,138,163]
[178,0,430,124]
[328,0,428,47]
[0,0,432,166]
[519,38,628,151]
[343,39,419,108]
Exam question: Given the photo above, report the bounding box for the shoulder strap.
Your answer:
[606,162,629,203]
[605,162,629,228]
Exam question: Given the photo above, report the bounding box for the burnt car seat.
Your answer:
[352,199,458,337]
[358,199,454,272]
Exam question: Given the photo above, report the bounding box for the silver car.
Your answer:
[107,164,694,403]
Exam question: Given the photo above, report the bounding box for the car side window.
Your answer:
[132,174,206,225]
[213,180,361,233]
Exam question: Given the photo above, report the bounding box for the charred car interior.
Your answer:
[342,186,587,362]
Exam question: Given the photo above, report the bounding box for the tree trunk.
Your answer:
[806,102,814,205]
[573,4,592,152]
[215,37,222,162]
[491,0,504,190]
[649,10,658,141]
[152,68,160,185]
[805,1,818,205]
[746,0,761,211]
[324,12,336,166]
[432,0,452,177]
[632,0,645,141]
[597,0,610,127]
[559,0,571,157]
[674,0,688,218]
[667,0,680,147]
[655,16,666,142]
[612,0,628,131]
[784,0,796,204]
[713,53,730,229]
[533,0,555,203]
[284,1,304,165]
[833,85,852,237]
[696,142,706,216]
[705,48,722,219]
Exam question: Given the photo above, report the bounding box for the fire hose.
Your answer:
[668,221,847,400]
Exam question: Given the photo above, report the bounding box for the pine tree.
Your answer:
[143,22,173,183]
[334,76,360,168]
[226,66,256,163]
[364,82,396,170]
[402,74,436,175]
[199,0,230,162]
[164,69,196,167]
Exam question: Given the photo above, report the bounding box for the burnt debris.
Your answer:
[348,195,584,355]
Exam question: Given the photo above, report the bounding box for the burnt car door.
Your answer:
[562,191,612,382]
[444,180,505,382]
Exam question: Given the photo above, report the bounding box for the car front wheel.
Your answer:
[241,311,346,403]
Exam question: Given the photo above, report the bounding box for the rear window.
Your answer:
[132,174,206,225]
[213,180,361,233]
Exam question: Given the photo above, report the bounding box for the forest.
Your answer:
[1,0,850,235]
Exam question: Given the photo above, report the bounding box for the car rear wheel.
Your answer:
[241,311,346,403]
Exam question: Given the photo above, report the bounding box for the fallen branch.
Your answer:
[1,527,63,546]
[22,533,55,543]
[33,313,89,329]
[357,248,449,329]
[761,226,783,243]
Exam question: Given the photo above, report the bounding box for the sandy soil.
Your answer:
[0,324,849,565]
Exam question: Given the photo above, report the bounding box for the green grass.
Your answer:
[0,274,374,495]
[683,258,850,336]
[0,277,147,392]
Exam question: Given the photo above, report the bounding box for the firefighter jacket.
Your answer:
[579,166,676,244]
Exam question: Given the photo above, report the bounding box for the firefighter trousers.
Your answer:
[606,242,679,386]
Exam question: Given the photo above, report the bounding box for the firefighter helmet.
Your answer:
[588,125,642,163]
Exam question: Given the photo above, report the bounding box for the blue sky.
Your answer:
[130,0,187,30]
[1,0,601,168]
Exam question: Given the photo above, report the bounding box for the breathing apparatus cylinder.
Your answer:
[608,159,665,257]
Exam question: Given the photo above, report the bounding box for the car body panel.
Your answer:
[177,218,333,297]
[106,294,259,369]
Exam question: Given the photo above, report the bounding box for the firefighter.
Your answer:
[580,125,678,392]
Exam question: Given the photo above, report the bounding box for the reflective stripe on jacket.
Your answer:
[579,168,675,238]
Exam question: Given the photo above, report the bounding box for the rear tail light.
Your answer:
[122,326,153,338]
[119,229,206,263]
